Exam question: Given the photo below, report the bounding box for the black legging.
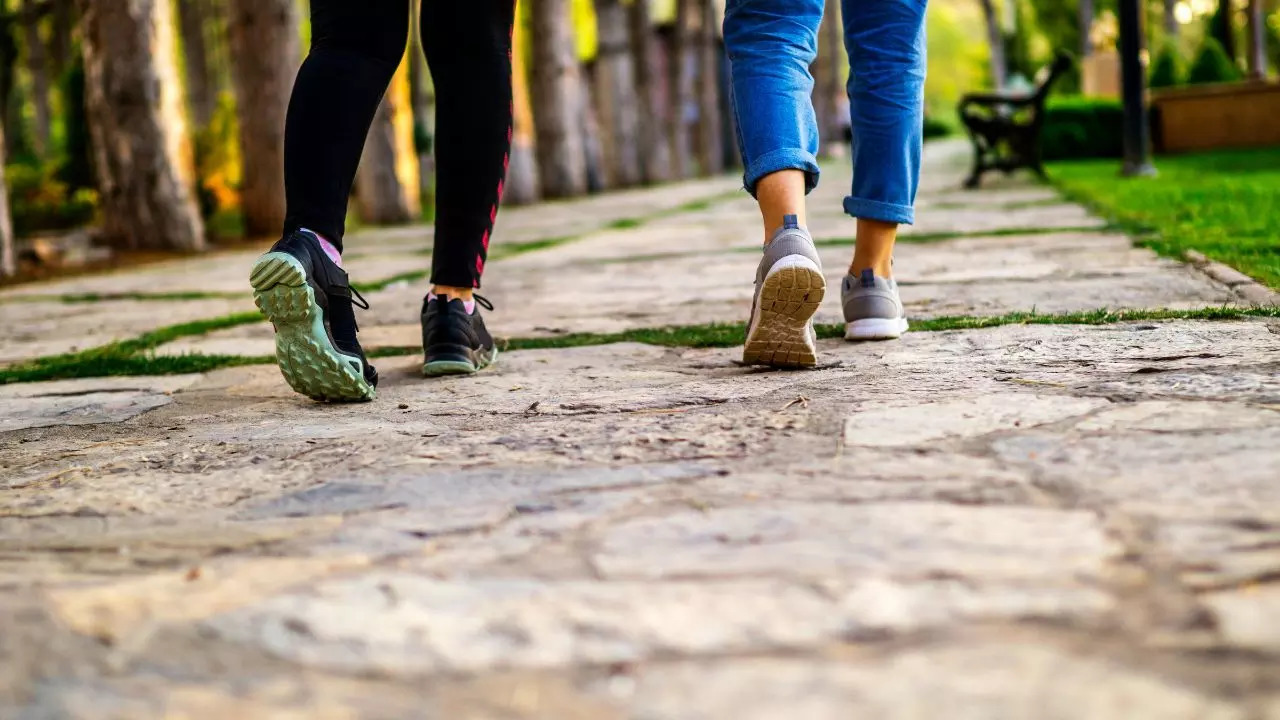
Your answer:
[282,0,515,289]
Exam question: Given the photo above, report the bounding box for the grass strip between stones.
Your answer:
[5,306,1276,385]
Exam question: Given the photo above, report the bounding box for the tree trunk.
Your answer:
[579,69,606,191]
[81,0,204,251]
[530,0,586,198]
[1246,0,1265,79]
[408,29,433,213]
[628,0,671,183]
[814,0,840,152]
[1079,0,1094,58]
[50,0,73,79]
[1163,0,1178,37]
[506,13,540,204]
[0,124,13,277]
[178,0,216,129]
[667,0,694,178]
[695,0,723,175]
[979,0,1006,89]
[593,0,642,188]
[21,0,51,155]
[226,0,298,238]
[356,58,419,225]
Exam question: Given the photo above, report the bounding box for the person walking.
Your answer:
[728,0,925,367]
[249,0,514,402]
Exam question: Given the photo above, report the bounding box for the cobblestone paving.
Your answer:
[2,142,1278,718]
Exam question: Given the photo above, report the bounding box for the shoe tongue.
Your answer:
[327,294,361,355]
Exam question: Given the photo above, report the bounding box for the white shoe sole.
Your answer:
[845,317,909,341]
[743,256,825,368]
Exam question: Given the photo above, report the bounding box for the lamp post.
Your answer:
[1118,0,1156,176]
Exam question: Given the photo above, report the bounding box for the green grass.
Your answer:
[1049,147,1280,289]
[0,311,265,384]
[7,305,1275,385]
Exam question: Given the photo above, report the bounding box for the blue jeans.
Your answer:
[723,0,927,224]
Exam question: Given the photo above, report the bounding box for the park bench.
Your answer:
[958,52,1074,188]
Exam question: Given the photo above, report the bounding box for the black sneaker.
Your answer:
[421,294,497,376]
[249,230,378,401]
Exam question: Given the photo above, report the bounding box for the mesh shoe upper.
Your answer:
[270,230,377,386]
[841,269,905,323]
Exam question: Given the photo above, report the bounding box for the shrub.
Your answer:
[1040,97,1124,161]
[1207,4,1236,62]
[6,161,98,236]
[1187,37,1242,85]
[1149,44,1185,89]
[192,92,242,220]
[922,115,954,140]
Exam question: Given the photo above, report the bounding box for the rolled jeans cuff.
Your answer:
[843,195,915,225]
[742,148,820,198]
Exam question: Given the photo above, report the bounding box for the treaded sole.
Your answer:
[422,346,498,377]
[743,259,826,368]
[250,252,375,402]
[845,317,910,340]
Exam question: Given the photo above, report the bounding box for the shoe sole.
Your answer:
[845,317,910,340]
[422,346,499,377]
[250,252,375,402]
[742,256,826,368]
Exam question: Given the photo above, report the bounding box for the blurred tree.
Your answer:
[19,0,50,155]
[628,0,672,182]
[80,0,204,251]
[48,0,70,78]
[813,0,843,150]
[1245,0,1265,78]
[177,0,217,129]
[407,25,434,213]
[667,0,693,177]
[227,0,299,237]
[506,9,540,204]
[1209,0,1236,63]
[694,0,722,175]
[357,57,419,224]
[531,0,587,197]
[0,125,11,277]
[57,55,91,191]
[593,0,642,187]
[574,0,605,190]
[979,0,1008,88]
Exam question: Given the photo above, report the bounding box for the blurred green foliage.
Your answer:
[922,115,955,140]
[1051,147,1280,288]
[192,92,241,222]
[6,161,97,236]
[1148,43,1185,89]
[1187,37,1242,84]
[1039,97,1123,160]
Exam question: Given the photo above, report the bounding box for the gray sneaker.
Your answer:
[743,215,826,367]
[842,269,908,340]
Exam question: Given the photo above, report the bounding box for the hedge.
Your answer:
[1040,97,1124,161]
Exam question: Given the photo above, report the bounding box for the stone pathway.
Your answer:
[2,141,1278,719]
